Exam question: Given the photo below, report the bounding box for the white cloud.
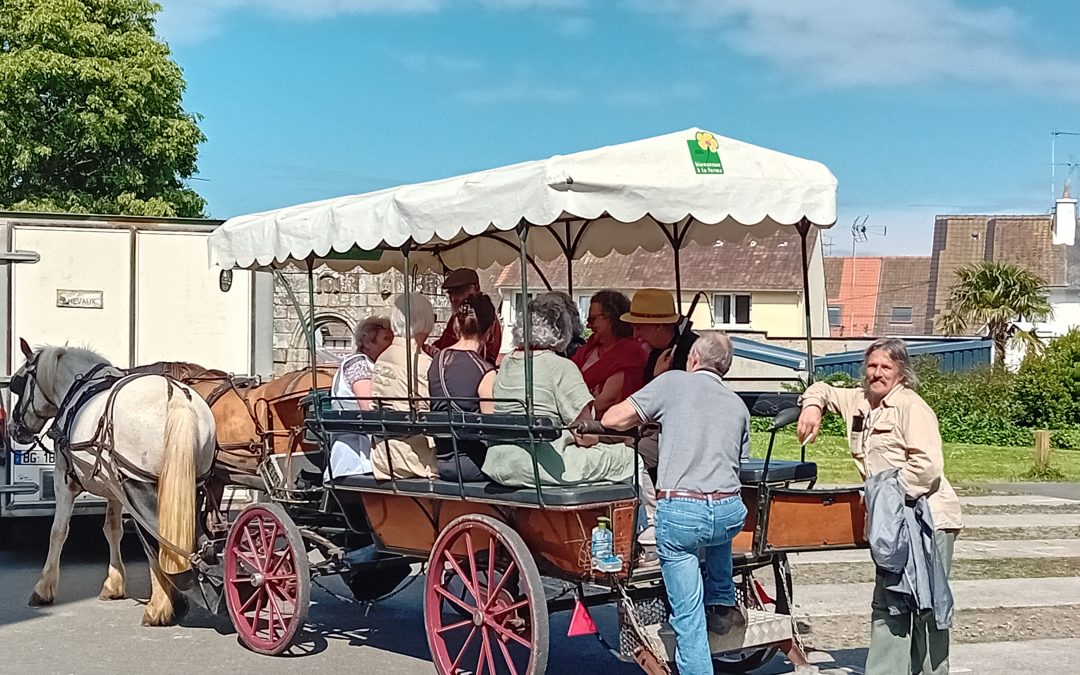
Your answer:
[157,0,586,44]
[630,0,1080,95]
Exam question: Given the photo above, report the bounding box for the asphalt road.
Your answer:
[0,515,811,675]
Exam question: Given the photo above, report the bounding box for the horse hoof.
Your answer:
[28,591,53,607]
[99,590,125,601]
[141,610,174,627]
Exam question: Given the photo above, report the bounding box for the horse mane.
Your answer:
[35,345,111,401]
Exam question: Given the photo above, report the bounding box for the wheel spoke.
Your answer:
[241,525,260,566]
[483,559,517,612]
[489,598,529,618]
[449,626,478,672]
[237,585,262,613]
[435,584,477,615]
[482,628,497,675]
[251,587,265,636]
[485,618,531,649]
[257,517,270,568]
[435,617,473,635]
[465,532,482,607]
[443,549,478,601]
[495,631,520,675]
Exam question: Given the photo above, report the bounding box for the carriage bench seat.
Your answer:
[330,473,638,507]
[315,409,563,443]
[739,459,817,484]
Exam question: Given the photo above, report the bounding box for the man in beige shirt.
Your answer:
[798,337,962,675]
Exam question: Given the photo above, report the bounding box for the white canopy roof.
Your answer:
[208,128,837,273]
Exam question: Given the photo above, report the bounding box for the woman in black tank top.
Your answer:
[428,295,498,482]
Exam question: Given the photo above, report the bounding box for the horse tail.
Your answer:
[157,386,198,575]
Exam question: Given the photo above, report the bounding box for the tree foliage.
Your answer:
[0,0,206,217]
[1014,328,1080,431]
[937,261,1052,368]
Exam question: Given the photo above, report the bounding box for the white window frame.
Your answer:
[712,293,752,327]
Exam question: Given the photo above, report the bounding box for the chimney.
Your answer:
[1053,182,1077,246]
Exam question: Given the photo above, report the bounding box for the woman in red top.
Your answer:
[572,290,648,416]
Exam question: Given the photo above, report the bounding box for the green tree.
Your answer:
[0,0,206,217]
[938,261,1052,368]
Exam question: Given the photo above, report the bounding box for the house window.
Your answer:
[577,295,592,322]
[890,306,914,324]
[315,318,354,360]
[511,292,537,324]
[713,294,751,327]
[828,305,842,327]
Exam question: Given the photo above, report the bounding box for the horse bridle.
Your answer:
[8,354,55,440]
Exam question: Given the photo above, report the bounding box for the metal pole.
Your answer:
[305,258,317,373]
[518,221,533,415]
[402,247,415,413]
[798,219,816,382]
[564,222,574,297]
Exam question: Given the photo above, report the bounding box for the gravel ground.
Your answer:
[799,604,1080,650]
[792,556,1080,585]
[962,526,1080,540]
[964,503,1080,515]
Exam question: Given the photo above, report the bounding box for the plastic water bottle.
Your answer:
[590,517,622,573]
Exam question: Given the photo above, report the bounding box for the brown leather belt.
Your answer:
[656,489,740,501]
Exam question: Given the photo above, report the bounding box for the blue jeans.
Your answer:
[656,495,747,675]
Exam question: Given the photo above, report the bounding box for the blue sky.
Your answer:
[156,0,1080,256]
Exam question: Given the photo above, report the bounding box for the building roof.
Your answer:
[824,256,932,337]
[487,228,818,292]
[926,215,1070,332]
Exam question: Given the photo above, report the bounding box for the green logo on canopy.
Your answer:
[688,131,723,174]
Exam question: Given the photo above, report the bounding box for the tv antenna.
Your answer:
[1051,130,1080,207]
[849,215,886,293]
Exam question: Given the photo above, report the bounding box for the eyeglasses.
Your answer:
[586,313,607,324]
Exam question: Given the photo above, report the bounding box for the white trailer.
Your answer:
[1,212,273,518]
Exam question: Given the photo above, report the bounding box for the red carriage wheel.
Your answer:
[224,503,310,655]
[425,514,549,675]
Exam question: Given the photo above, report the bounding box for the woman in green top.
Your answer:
[482,295,636,487]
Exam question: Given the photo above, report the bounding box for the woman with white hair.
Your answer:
[482,295,635,487]
[370,293,438,479]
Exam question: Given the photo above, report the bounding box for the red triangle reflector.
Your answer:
[567,598,598,637]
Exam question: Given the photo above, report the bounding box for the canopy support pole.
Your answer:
[797,218,816,382]
[517,220,534,416]
[564,222,574,297]
[401,244,416,413]
[658,217,694,311]
[305,258,317,373]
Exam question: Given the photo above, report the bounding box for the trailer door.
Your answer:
[134,231,252,372]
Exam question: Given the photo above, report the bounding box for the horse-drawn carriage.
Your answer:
[9,129,869,673]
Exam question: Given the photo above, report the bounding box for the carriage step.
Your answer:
[644,610,792,660]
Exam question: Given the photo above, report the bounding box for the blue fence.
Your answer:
[813,339,991,377]
[729,336,992,377]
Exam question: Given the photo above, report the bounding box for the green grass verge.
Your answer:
[750,432,1080,485]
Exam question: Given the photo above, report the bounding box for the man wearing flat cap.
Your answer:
[432,268,503,364]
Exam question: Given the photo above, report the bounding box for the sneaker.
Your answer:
[705,604,747,635]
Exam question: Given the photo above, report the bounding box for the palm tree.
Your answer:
[938,262,1052,368]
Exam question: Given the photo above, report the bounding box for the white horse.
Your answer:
[8,339,216,626]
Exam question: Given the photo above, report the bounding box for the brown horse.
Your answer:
[129,361,335,489]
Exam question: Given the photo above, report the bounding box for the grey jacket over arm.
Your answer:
[865,468,954,629]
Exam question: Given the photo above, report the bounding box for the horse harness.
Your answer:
[43,366,203,489]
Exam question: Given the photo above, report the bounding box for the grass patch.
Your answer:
[750,432,1080,485]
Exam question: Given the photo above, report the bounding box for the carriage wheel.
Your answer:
[713,554,793,673]
[224,502,310,655]
[424,514,549,675]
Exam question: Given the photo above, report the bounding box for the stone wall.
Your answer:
[272,265,449,374]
